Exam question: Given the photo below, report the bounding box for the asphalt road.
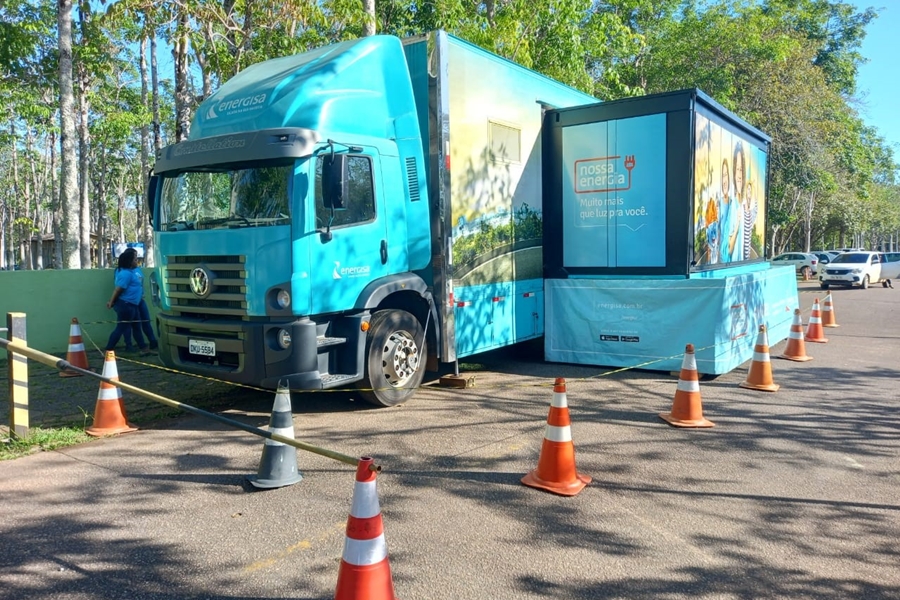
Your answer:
[1,281,898,600]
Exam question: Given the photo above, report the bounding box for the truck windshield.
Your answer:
[159,164,292,231]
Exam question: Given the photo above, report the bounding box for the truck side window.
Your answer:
[315,155,376,228]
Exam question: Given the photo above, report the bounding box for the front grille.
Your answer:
[165,255,248,318]
[825,269,848,275]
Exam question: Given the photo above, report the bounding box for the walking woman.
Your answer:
[104,248,151,355]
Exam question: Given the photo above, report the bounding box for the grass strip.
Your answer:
[1,427,94,461]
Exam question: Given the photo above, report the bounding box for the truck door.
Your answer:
[309,150,390,315]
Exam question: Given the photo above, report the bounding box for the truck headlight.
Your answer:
[277,329,292,349]
[276,289,291,309]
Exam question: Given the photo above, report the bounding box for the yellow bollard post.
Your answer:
[6,312,29,438]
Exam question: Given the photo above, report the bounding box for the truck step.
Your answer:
[320,373,361,388]
[317,336,346,349]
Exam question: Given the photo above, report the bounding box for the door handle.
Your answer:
[380,239,388,264]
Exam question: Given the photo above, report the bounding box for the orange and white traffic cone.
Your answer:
[521,378,591,496]
[60,317,91,377]
[821,292,839,328]
[778,309,813,362]
[334,457,396,600]
[660,344,714,428]
[804,298,829,343]
[739,325,780,392]
[86,351,138,437]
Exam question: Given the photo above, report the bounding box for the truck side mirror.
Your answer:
[322,154,348,210]
[147,174,159,226]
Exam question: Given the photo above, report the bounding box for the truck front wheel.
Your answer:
[361,310,426,407]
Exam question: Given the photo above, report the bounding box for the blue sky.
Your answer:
[852,1,900,153]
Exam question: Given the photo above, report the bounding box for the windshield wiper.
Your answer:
[165,220,194,231]
[196,215,252,228]
[226,215,251,228]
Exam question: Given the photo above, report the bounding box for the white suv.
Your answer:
[819,252,887,289]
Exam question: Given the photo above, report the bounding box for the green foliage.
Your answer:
[1,0,898,269]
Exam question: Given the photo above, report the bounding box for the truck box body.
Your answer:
[149,31,595,403]
[401,34,596,359]
[541,90,797,375]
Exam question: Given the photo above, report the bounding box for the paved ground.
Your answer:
[1,281,898,599]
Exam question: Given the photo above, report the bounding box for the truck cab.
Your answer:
[148,36,433,406]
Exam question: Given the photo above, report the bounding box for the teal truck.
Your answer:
[147,31,596,405]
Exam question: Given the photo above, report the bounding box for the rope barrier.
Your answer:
[0,337,378,471]
[77,315,720,395]
[34,305,801,397]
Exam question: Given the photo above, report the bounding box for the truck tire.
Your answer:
[361,310,426,407]
[860,275,869,290]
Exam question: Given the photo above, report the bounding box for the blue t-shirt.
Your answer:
[115,268,144,305]
[718,196,738,263]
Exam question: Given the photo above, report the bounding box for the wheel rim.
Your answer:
[380,330,419,388]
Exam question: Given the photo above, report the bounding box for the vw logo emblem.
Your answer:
[189,267,211,298]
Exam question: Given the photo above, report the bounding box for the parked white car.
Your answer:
[880,252,900,287]
[818,251,889,289]
[771,252,819,278]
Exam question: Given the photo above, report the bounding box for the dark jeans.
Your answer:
[105,300,146,351]
[125,299,158,349]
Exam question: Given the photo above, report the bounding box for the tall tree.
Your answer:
[76,0,93,267]
[139,33,154,267]
[58,0,80,268]
[363,0,375,36]
[173,8,191,142]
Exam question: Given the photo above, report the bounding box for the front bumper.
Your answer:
[819,273,863,286]
[157,314,323,389]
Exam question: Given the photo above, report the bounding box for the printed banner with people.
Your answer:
[693,113,767,267]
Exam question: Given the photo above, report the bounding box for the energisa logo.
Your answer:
[333,261,371,280]
[206,93,267,119]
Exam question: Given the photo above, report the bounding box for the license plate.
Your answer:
[189,339,216,356]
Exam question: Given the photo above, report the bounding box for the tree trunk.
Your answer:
[97,145,108,266]
[803,191,815,253]
[22,130,34,270]
[77,71,92,267]
[140,34,155,267]
[362,0,376,36]
[117,171,126,243]
[33,129,50,270]
[150,33,162,152]
[77,0,92,267]
[50,130,62,269]
[10,120,21,269]
[194,43,212,100]
[223,0,238,62]
[58,0,81,269]
[173,10,192,143]
[0,211,5,270]
[242,1,253,58]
